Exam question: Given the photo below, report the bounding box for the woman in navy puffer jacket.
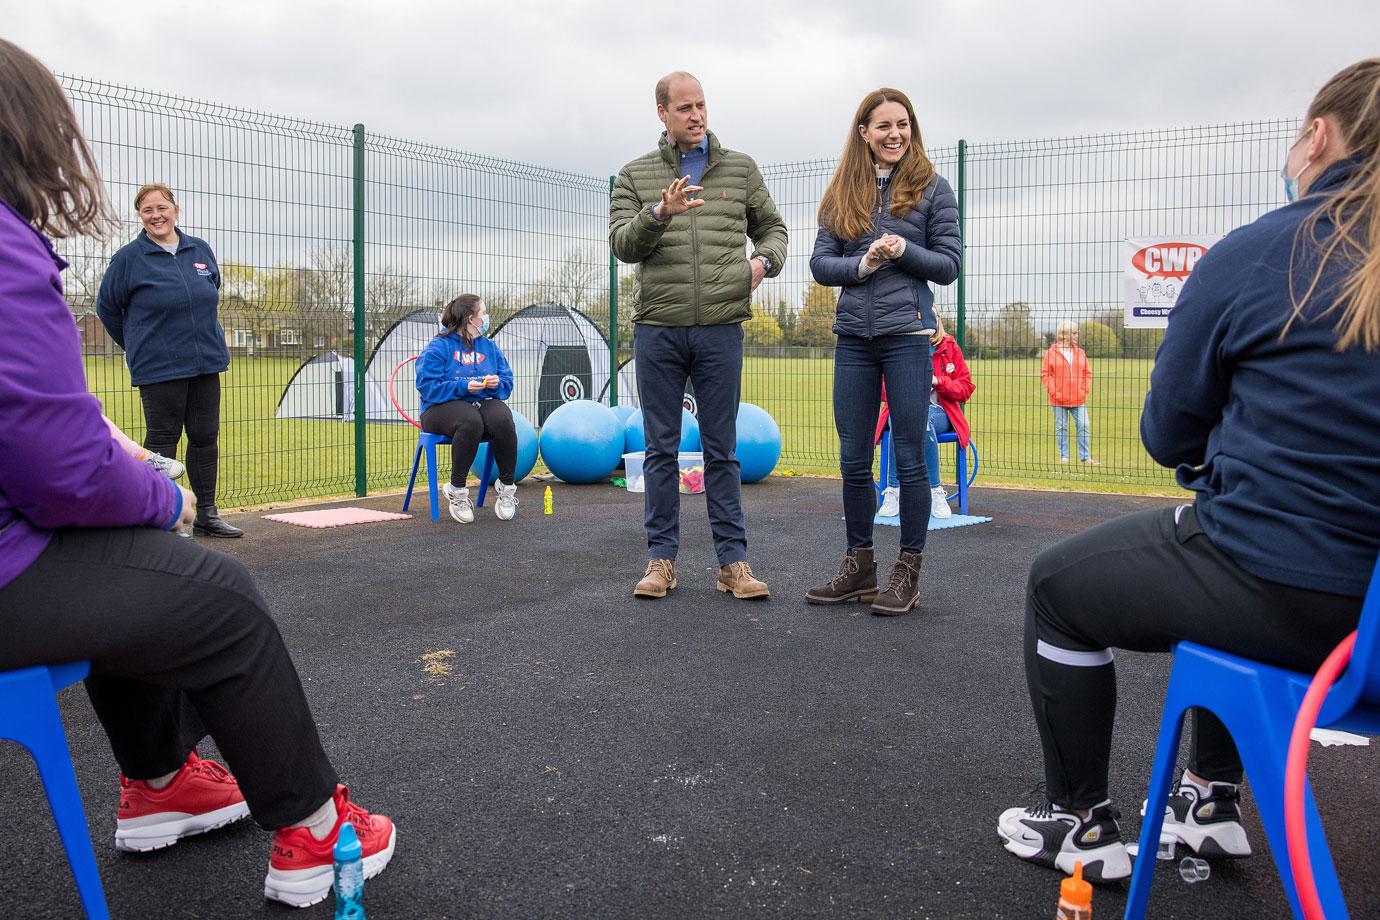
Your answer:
[804,87,961,616]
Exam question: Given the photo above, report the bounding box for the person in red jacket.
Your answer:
[1040,321,1095,464]
[880,315,974,519]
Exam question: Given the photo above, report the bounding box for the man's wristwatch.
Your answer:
[756,256,772,274]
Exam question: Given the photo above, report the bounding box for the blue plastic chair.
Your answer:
[1126,555,1380,919]
[401,431,497,522]
[0,661,109,919]
[875,427,980,516]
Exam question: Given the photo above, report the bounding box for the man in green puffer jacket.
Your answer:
[610,71,787,603]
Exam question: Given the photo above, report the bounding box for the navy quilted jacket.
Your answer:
[809,175,961,338]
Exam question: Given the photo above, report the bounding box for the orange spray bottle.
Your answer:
[1056,861,1092,920]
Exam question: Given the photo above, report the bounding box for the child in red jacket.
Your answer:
[881,315,975,519]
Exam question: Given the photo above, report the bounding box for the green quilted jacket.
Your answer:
[609,131,788,326]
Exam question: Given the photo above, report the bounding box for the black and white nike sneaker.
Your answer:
[997,799,1133,881]
[1143,780,1252,858]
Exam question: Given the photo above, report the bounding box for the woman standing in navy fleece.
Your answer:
[415,293,520,523]
[803,87,961,616]
[0,39,394,907]
[97,183,241,537]
[998,58,1380,883]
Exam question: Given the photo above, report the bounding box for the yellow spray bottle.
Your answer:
[543,485,553,516]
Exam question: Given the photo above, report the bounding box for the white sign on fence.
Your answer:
[1123,235,1222,328]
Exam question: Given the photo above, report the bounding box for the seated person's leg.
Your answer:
[0,527,396,906]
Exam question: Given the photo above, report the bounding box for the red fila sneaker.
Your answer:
[263,785,396,908]
[115,751,250,852]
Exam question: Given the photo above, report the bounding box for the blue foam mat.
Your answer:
[873,512,992,530]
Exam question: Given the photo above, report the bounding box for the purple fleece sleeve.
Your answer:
[0,211,180,531]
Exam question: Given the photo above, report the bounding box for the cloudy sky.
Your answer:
[9,0,1379,177]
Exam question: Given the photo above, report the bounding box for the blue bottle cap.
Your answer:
[334,820,362,861]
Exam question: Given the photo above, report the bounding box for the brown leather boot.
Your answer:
[804,547,877,605]
[871,550,923,616]
[634,559,677,598]
[716,561,770,599]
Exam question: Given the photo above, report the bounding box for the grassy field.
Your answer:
[85,352,1183,510]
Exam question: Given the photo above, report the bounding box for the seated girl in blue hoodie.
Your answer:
[415,294,519,522]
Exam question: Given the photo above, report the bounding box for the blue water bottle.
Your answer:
[333,821,366,920]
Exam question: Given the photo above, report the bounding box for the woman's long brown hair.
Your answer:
[818,88,935,242]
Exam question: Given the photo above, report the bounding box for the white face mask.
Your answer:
[1280,127,1315,203]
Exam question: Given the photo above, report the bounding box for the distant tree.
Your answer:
[1122,325,1166,359]
[744,306,784,346]
[991,301,1041,358]
[221,261,299,351]
[795,281,837,346]
[1079,320,1120,359]
[773,295,797,344]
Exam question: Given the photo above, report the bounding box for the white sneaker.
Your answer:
[879,487,900,518]
[442,482,474,523]
[494,482,518,521]
[930,486,953,519]
[1142,780,1252,859]
[145,451,185,480]
[998,799,1132,882]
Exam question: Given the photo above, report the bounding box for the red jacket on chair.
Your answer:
[876,333,974,447]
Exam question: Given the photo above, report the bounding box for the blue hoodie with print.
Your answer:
[415,332,515,414]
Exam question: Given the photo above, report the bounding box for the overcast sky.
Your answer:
[9,0,1378,177]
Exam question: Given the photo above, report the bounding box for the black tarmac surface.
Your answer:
[2,476,1377,918]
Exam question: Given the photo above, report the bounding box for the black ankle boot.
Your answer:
[805,547,877,604]
[193,505,244,538]
[871,550,922,615]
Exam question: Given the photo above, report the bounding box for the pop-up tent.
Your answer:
[364,310,445,423]
[274,351,391,421]
[491,303,612,426]
[598,356,698,416]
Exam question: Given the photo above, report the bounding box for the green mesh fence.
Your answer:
[57,73,1297,506]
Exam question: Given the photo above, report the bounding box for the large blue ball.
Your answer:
[679,408,701,453]
[736,402,781,483]
[470,408,539,483]
[624,409,646,454]
[609,404,637,428]
[622,407,699,453]
[538,400,624,484]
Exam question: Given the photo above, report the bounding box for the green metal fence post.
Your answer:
[352,123,367,497]
[608,175,619,405]
[956,138,967,352]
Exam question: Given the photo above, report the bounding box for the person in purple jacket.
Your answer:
[0,38,395,907]
[414,293,520,523]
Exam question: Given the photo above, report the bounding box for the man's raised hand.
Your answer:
[659,175,705,219]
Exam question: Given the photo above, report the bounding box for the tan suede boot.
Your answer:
[634,559,677,598]
[716,561,770,599]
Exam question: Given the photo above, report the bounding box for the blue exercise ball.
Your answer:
[624,409,646,454]
[470,408,539,483]
[539,400,624,484]
[736,402,781,483]
[610,404,637,428]
[623,407,699,453]
[680,408,701,453]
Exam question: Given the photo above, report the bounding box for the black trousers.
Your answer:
[139,373,222,509]
[1025,504,1361,809]
[0,528,338,829]
[420,398,517,488]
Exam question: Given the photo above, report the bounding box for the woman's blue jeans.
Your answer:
[835,334,931,553]
[1053,404,1091,461]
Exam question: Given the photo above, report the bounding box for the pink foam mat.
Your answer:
[261,507,412,528]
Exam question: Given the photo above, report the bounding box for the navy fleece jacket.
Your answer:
[1141,157,1380,596]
